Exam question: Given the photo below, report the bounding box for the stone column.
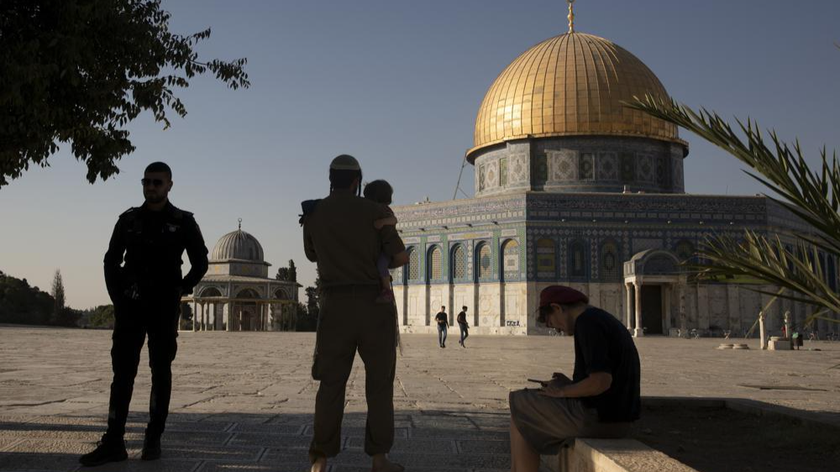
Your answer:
[634,281,644,337]
[697,285,710,331]
[678,283,687,336]
[192,300,198,332]
[625,283,633,329]
[200,303,206,331]
[663,284,672,333]
[225,302,232,332]
[727,284,741,335]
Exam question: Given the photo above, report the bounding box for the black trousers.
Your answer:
[106,296,180,438]
[309,286,397,458]
[459,323,469,344]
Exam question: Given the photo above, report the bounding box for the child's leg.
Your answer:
[376,254,391,289]
[375,254,395,304]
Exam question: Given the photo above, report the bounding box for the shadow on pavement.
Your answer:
[0,410,513,472]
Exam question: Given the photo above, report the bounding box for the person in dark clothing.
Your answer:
[508,285,640,472]
[80,162,208,467]
[434,306,449,348]
[457,306,469,348]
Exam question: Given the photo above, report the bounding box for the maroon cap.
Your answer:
[538,285,589,309]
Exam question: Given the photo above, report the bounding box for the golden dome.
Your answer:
[468,32,683,162]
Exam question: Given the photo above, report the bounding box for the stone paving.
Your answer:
[1,326,839,471]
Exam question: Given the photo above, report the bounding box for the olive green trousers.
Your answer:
[309,286,397,458]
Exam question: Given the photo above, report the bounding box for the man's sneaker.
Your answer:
[141,430,162,461]
[79,435,127,467]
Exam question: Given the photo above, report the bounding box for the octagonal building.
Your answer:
[389,26,836,337]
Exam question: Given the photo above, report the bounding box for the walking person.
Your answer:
[457,306,470,348]
[80,162,208,467]
[508,285,640,472]
[303,155,409,472]
[435,306,449,348]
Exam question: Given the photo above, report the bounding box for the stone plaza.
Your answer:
[1,326,839,471]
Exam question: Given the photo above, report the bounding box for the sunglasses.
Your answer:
[141,178,166,187]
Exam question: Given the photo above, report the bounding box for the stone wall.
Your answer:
[394,280,831,337]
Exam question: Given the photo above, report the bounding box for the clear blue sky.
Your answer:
[3,0,839,308]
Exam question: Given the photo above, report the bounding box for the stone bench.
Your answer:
[539,396,840,472]
[540,438,699,472]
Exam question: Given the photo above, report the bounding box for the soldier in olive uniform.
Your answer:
[80,162,208,467]
[303,155,409,472]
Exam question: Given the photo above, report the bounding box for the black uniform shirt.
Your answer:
[572,307,641,423]
[104,201,208,302]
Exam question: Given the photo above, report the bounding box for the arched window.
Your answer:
[675,240,695,262]
[477,243,492,280]
[427,246,442,282]
[407,248,420,282]
[236,288,260,299]
[502,239,520,282]
[600,240,620,280]
[451,245,466,281]
[199,287,222,298]
[536,238,556,278]
[568,240,587,278]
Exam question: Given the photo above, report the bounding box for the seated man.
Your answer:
[508,285,640,472]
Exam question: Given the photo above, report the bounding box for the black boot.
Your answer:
[141,429,162,461]
[79,434,128,467]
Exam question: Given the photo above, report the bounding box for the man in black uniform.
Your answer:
[80,162,208,467]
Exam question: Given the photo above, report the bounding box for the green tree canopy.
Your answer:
[50,269,65,323]
[0,0,249,187]
[276,260,298,282]
[83,304,115,329]
[0,270,54,325]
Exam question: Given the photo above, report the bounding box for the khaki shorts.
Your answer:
[509,389,632,455]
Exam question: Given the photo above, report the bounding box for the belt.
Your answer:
[321,284,380,295]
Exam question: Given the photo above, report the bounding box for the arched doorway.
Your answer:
[624,250,686,337]
[235,288,260,331]
[198,287,223,330]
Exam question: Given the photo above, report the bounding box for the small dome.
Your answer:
[468,32,684,162]
[211,229,264,262]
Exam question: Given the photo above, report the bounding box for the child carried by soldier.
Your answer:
[298,179,398,304]
[363,180,398,303]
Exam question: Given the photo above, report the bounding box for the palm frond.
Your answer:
[627,95,840,325]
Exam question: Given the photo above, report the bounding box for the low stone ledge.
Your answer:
[644,396,840,430]
[539,397,840,472]
[541,438,699,472]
